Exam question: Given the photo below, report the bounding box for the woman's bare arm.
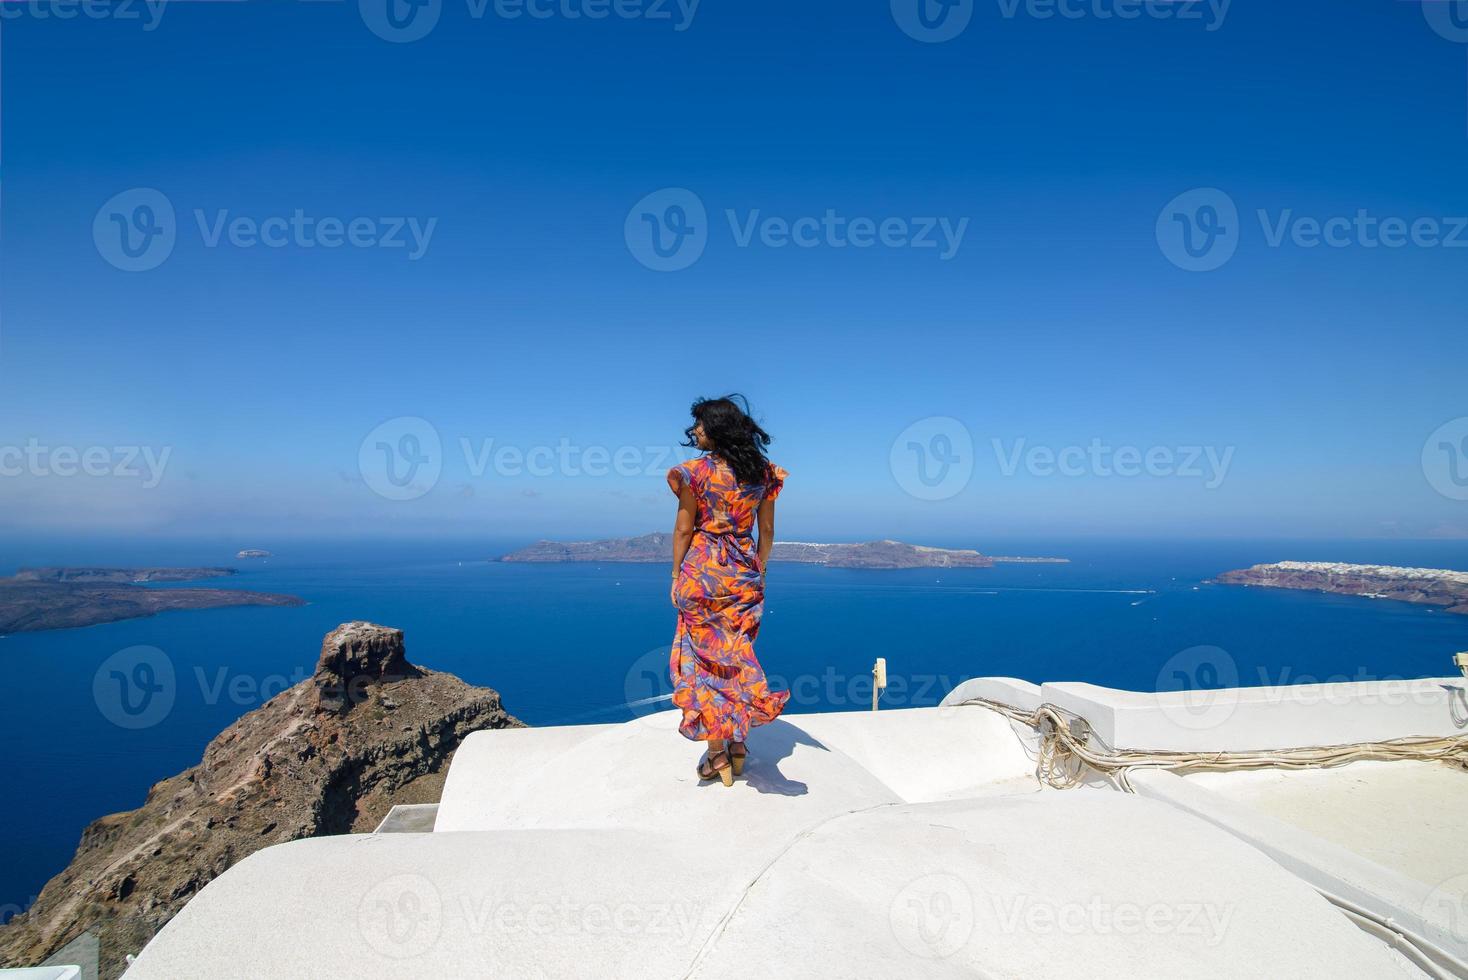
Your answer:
[756,498,775,574]
[671,484,697,583]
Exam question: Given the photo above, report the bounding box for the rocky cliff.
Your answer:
[0,622,522,978]
[1213,561,1468,615]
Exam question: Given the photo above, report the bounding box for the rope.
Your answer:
[957,697,1468,792]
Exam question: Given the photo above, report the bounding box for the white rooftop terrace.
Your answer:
[112,673,1468,979]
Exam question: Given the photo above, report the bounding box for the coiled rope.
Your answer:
[957,697,1468,792]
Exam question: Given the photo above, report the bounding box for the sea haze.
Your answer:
[2,535,1467,915]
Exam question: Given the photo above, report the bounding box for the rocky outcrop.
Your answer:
[1213,561,1468,615]
[0,623,523,979]
[498,534,1051,569]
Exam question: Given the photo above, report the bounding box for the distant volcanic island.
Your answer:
[1212,561,1468,616]
[500,533,1066,570]
[0,567,303,634]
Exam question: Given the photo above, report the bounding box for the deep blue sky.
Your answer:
[2,0,1466,543]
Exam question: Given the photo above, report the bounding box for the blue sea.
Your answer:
[3,536,1467,917]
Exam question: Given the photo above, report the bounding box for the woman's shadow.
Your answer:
[732,719,830,797]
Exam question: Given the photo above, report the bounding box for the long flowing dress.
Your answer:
[667,455,791,742]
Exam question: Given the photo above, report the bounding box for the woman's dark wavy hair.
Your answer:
[683,394,772,487]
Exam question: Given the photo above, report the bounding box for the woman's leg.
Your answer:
[697,738,734,786]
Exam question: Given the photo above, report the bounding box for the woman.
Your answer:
[668,395,791,787]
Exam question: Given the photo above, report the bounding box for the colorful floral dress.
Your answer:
[667,455,791,742]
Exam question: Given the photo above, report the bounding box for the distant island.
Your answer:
[1212,561,1468,616]
[236,549,272,558]
[500,533,1067,570]
[12,567,238,584]
[0,567,303,634]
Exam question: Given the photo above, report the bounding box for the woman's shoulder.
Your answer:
[763,461,787,500]
[667,454,710,485]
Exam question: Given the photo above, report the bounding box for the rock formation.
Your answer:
[0,622,522,978]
